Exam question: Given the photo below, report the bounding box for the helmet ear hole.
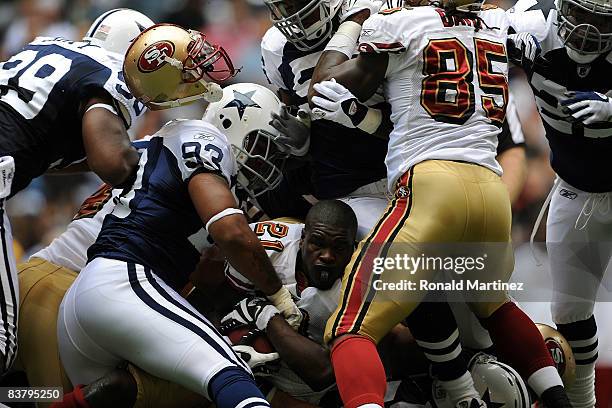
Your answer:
[222,119,232,129]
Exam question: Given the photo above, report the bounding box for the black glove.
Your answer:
[269,104,311,157]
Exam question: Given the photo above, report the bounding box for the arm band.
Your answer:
[324,21,362,58]
[205,208,244,231]
[85,103,118,116]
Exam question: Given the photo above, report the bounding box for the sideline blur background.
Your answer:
[1,0,610,404]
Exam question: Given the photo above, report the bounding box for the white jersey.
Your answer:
[359,6,510,189]
[31,184,118,271]
[226,221,304,293]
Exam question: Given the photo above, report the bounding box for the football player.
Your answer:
[0,8,154,375]
[21,83,289,408]
[220,200,357,406]
[262,2,532,405]
[506,0,612,406]
[56,26,300,408]
[261,0,399,240]
[308,2,572,408]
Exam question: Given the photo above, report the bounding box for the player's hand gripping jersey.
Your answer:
[359,6,510,189]
[507,0,612,192]
[88,119,236,291]
[0,37,144,196]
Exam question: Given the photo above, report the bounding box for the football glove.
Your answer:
[267,286,303,331]
[0,156,15,199]
[341,0,384,22]
[507,32,541,70]
[561,91,612,125]
[269,104,311,157]
[232,329,281,377]
[311,79,382,134]
[220,297,280,332]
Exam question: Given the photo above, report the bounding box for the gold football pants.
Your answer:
[325,160,514,344]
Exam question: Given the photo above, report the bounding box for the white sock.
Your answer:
[567,363,596,408]
[527,366,563,396]
[440,372,480,405]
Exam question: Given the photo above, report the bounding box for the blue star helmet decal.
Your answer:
[223,90,261,120]
[482,388,505,408]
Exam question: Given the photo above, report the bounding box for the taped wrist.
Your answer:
[267,286,293,313]
[324,21,362,58]
[340,98,382,133]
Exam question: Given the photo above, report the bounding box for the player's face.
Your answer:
[300,223,354,290]
[559,0,612,53]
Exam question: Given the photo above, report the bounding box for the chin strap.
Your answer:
[148,82,223,109]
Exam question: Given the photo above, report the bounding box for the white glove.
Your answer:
[561,91,612,125]
[267,286,303,330]
[341,0,383,22]
[220,297,280,332]
[507,32,541,69]
[311,79,382,134]
[231,329,281,377]
[233,344,280,376]
[269,104,311,157]
[0,156,14,199]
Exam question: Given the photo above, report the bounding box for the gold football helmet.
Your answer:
[123,23,237,110]
[537,323,576,387]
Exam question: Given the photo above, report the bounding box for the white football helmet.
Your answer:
[264,0,343,51]
[432,353,531,408]
[203,83,287,198]
[84,8,155,56]
[556,0,612,63]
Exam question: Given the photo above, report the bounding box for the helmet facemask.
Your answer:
[557,0,612,56]
[233,129,287,198]
[181,30,238,83]
[266,0,340,51]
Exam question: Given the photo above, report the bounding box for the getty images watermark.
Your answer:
[371,253,525,293]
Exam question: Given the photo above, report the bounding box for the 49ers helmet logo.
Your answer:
[138,41,175,72]
[544,337,567,376]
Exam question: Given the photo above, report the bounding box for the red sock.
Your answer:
[50,385,90,408]
[481,302,554,377]
[330,336,386,408]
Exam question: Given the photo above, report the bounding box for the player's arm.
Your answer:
[307,12,391,139]
[80,91,139,186]
[309,11,387,103]
[498,146,527,204]
[496,96,527,205]
[265,315,334,391]
[310,52,387,105]
[188,173,283,296]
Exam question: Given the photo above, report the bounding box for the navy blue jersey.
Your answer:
[88,119,237,291]
[261,27,388,199]
[0,37,145,196]
[508,0,612,192]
